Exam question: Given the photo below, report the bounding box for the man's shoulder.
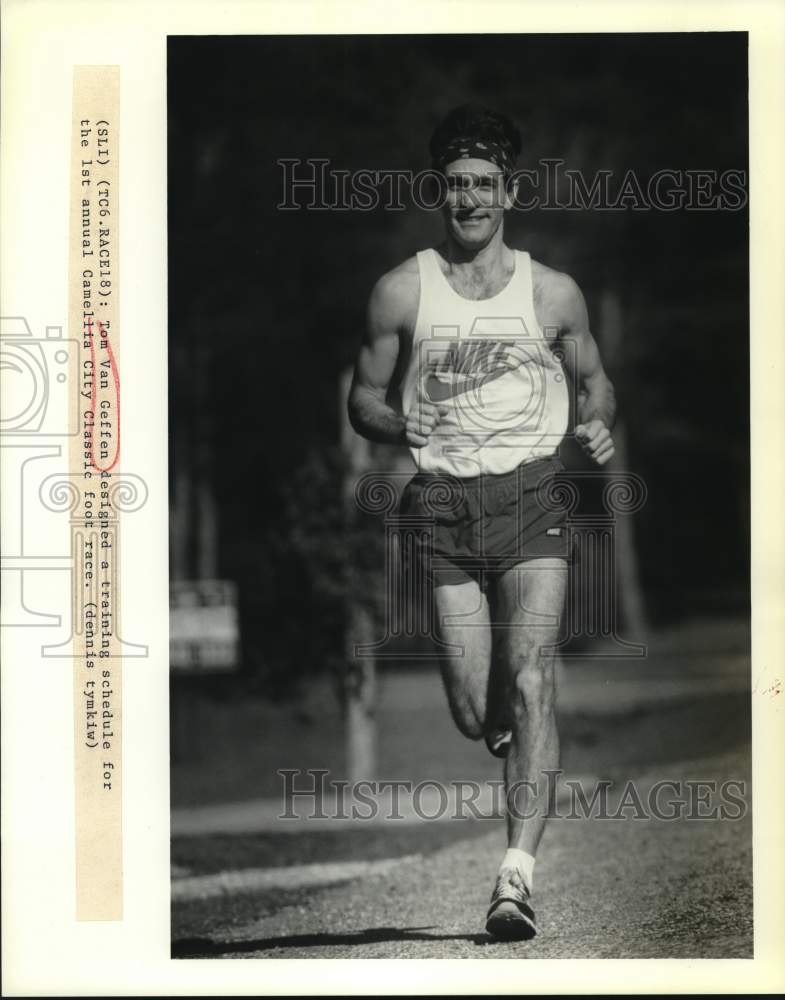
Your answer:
[530,257,582,302]
[373,255,420,299]
[530,257,585,327]
[368,255,421,332]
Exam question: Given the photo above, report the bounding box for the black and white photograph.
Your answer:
[6,0,785,993]
[167,32,754,960]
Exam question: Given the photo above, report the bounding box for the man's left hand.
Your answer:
[575,420,615,466]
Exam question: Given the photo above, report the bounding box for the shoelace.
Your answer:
[491,867,531,905]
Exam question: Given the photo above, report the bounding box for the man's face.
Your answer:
[441,157,513,249]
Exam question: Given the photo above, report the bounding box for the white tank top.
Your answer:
[400,248,569,477]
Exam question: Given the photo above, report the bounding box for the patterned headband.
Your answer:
[431,136,516,176]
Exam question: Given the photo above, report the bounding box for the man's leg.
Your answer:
[485,556,567,939]
[500,557,566,854]
[433,579,492,740]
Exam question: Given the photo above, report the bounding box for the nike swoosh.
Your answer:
[425,367,509,402]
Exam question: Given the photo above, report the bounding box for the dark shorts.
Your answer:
[399,454,571,590]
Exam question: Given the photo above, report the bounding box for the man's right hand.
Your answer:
[405,394,449,448]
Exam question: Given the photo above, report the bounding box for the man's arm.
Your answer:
[553,273,617,466]
[348,268,446,448]
[348,272,407,444]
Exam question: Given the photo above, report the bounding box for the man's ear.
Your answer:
[503,176,519,211]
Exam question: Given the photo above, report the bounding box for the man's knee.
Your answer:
[456,711,484,740]
[443,681,486,740]
[510,639,556,715]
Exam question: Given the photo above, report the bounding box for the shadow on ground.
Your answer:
[172,925,493,957]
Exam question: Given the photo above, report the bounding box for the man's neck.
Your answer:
[439,229,512,278]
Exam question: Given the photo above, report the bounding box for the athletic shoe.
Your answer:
[484,728,512,758]
[485,867,537,941]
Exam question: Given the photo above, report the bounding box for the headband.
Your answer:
[431,136,516,176]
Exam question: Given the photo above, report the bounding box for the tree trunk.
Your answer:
[599,289,648,642]
[194,329,218,581]
[171,441,191,581]
[339,366,377,782]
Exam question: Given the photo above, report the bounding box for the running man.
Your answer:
[348,105,616,941]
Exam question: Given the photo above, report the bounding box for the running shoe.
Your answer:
[485,867,537,941]
[484,728,512,758]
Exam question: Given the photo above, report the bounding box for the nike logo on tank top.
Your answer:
[400,248,569,477]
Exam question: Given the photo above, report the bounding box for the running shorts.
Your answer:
[398,454,571,590]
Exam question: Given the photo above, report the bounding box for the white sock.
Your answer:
[501,848,536,890]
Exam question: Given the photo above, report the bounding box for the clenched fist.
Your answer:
[405,393,449,448]
[575,420,615,465]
